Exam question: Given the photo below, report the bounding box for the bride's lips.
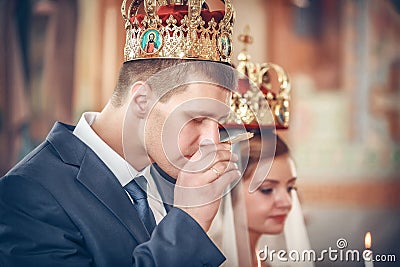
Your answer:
[269,214,287,223]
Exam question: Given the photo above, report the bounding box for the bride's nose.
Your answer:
[274,188,292,210]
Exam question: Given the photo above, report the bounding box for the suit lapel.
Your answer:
[47,122,150,243]
[76,147,150,243]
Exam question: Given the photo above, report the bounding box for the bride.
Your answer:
[209,130,313,267]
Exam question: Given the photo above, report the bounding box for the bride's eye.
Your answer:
[259,188,273,195]
[287,186,297,193]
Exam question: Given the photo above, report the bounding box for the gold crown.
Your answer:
[223,26,291,130]
[121,0,235,63]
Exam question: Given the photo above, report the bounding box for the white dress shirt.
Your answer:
[73,112,167,223]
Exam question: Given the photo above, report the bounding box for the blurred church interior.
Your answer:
[1,0,399,266]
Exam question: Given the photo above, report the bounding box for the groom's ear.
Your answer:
[129,81,152,119]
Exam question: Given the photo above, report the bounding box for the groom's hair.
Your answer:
[111,59,237,107]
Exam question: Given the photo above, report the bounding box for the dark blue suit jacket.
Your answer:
[0,122,225,267]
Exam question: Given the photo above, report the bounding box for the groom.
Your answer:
[0,1,240,266]
[0,58,239,267]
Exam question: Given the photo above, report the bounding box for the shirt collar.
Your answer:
[73,112,147,187]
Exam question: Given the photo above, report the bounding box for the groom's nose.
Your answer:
[197,119,220,145]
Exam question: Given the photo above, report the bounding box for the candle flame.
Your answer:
[365,232,372,249]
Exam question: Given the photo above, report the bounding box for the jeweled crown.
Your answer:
[223,26,291,130]
[121,0,235,63]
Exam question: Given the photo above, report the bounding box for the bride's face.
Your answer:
[243,153,296,235]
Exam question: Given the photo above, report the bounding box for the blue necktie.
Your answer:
[124,176,156,234]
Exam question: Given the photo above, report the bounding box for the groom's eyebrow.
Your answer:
[187,110,227,122]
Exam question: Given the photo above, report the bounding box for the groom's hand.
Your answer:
[174,141,240,232]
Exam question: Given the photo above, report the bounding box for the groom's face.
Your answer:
[144,83,231,178]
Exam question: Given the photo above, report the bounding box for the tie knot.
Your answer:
[124,176,147,201]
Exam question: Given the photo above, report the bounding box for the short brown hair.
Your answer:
[111,59,237,106]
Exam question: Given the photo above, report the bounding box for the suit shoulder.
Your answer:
[3,140,78,185]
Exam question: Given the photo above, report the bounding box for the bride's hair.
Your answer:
[242,132,290,181]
